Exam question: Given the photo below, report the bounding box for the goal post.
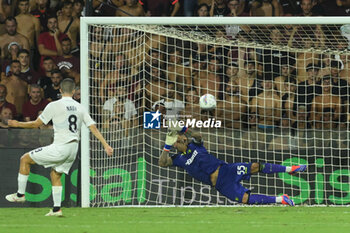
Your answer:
[81,17,350,207]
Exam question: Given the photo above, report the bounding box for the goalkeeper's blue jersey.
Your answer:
[171,141,226,185]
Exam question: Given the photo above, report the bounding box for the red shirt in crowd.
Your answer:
[38,32,67,69]
[22,98,50,121]
[55,56,80,73]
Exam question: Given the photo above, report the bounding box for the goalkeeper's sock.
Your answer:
[248,194,276,204]
[260,163,286,174]
[52,186,62,212]
[17,173,29,196]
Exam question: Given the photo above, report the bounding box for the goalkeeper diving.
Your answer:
[159,126,307,206]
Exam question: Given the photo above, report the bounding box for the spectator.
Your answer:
[44,69,63,101]
[147,48,164,68]
[291,104,312,130]
[0,107,13,128]
[318,53,332,78]
[250,75,281,128]
[89,26,105,80]
[237,60,260,103]
[196,3,210,16]
[295,63,321,112]
[102,83,137,118]
[1,42,21,78]
[73,86,80,102]
[321,0,350,16]
[18,49,39,84]
[0,0,8,23]
[274,59,296,96]
[0,60,28,117]
[190,53,208,84]
[22,84,49,121]
[298,0,325,16]
[340,53,350,81]
[6,40,21,61]
[217,78,247,129]
[99,53,131,102]
[298,0,314,16]
[250,0,281,16]
[311,76,342,129]
[102,83,137,137]
[227,0,246,16]
[0,17,30,59]
[260,28,295,80]
[31,0,56,30]
[38,56,55,90]
[57,0,80,51]
[328,60,348,99]
[184,0,198,16]
[140,0,180,16]
[268,105,313,151]
[210,0,230,16]
[38,15,67,70]
[15,0,40,50]
[167,49,191,92]
[291,28,321,82]
[279,0,300,15]
[116,0,145,16]
[194,56,222,100]
[0,84,17,119]
[281,78,297,126]
[72,0,85,18]
[183,88,201,120]
[144,66,167,104]
[225,61,239,84]
[152,81,184,120]
[92,0,123,16]
[55,38,80,83]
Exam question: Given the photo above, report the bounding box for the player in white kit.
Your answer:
[5,78,113,216]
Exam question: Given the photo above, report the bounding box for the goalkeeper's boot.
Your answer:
[289,165,307,175]
[5,193,25,203]
[45,209,63,217]
[281,194,295,207]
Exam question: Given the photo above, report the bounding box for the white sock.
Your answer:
[17,173,29,195]
[52,186,62,207]
[285,166,292,173]
[276,196,282,203]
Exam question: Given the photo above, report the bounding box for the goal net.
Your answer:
[81,17,350,207]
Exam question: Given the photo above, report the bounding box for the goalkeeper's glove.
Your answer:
[163,131,178,152]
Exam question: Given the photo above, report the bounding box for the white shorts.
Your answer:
[29,141,79,175]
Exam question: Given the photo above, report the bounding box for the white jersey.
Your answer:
[39,96,95,144]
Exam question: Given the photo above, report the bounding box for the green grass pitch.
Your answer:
[1,207,349,233]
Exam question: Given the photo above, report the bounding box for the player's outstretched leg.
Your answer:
[259,163,307,175]
[288,165,307,175]
[5,153,35,203]
[46,169,63,217]
[245,193,295,207]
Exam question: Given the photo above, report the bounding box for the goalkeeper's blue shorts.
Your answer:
[215,163,252,203]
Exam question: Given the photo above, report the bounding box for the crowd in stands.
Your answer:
[0,0,350,151]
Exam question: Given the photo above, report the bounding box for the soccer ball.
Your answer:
[199,94,216,110]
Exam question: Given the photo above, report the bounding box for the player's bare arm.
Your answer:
[89,124,113,156]
[159,150,172,167]
[159,131,178,167]
[8,117,44,128]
